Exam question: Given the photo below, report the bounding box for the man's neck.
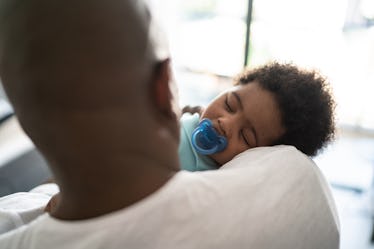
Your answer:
[50,149,180,220]
[38,112,181,220]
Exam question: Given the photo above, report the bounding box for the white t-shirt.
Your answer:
[0,146,339,249]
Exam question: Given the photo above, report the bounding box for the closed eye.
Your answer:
[225,94,233,113]
[241,130,250,147]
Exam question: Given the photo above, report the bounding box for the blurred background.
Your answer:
[1,0,374,248]
[149,0,374,248]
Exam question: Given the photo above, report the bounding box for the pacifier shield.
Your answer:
[191,119,228,155]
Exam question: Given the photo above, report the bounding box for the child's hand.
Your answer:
[182,105,204,115]
[44,192,60,213]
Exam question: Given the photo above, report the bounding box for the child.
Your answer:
[179,62,336,171]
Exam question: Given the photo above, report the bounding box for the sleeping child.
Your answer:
[178,62,336,171]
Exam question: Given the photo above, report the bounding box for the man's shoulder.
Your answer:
[0,217,34,249]
[0,147,339,248]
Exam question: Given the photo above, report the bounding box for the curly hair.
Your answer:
[234,62,336,157]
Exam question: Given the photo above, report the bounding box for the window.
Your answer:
[151,0,374,130]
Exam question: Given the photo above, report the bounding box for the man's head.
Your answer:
[201,62,336,165]
[0,0,180,174]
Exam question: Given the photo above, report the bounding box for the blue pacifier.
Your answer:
[191,118,228,155]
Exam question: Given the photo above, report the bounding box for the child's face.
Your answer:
[201,82,285,165]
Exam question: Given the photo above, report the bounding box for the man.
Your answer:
[0,0,339,248]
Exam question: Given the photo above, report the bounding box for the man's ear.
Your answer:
[151,59,174,118]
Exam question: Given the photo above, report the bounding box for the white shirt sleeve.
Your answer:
[0,183,59,234]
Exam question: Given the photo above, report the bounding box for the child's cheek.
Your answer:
[209,147,234,166]
[200,107,215,121]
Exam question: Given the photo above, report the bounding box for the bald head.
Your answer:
[0,0,168,112]
[0,0,177,160]
[0,1,181,211]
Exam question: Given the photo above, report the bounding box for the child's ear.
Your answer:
[151,59,174,118]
